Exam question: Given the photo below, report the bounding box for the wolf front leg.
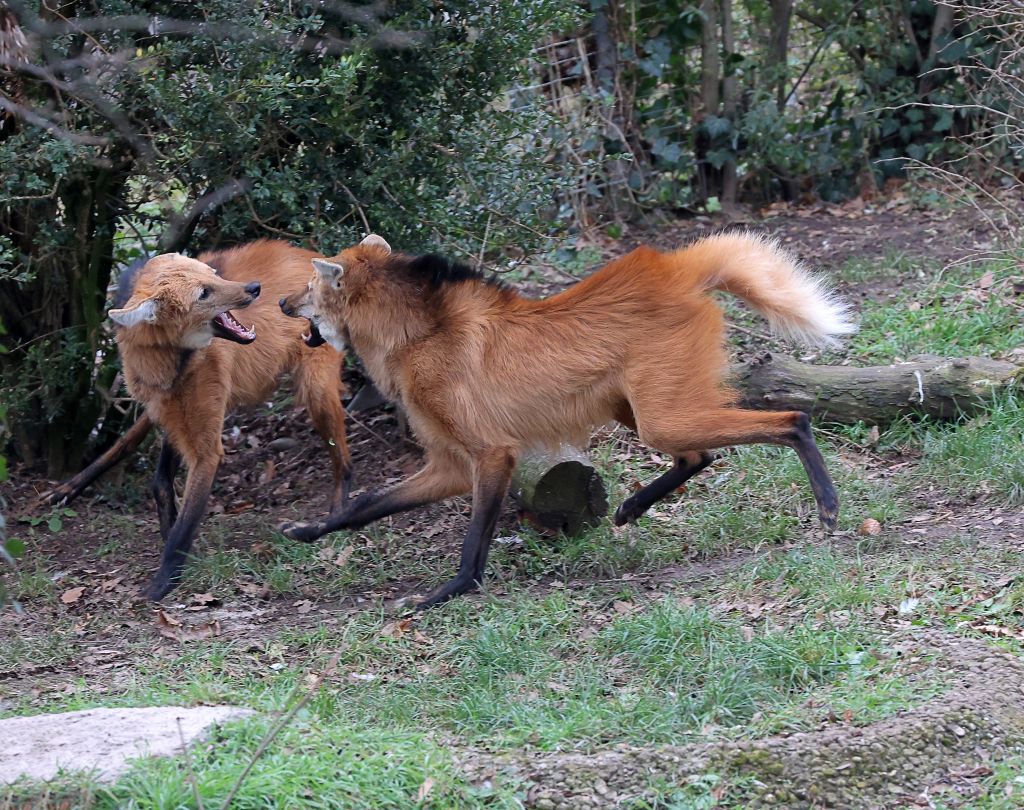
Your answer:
[151,437,182,542]
[144,395,227,602]
[278,452,471,542]
[415,448,516,610]
[145,453,220,601]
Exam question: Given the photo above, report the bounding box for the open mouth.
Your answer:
[302,319,326,348]
[212,310,257,344]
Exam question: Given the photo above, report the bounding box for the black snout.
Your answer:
[279,297,293,316]
[245,282,261,298]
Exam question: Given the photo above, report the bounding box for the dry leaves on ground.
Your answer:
[60,587,85,605]
[156,610,221,643]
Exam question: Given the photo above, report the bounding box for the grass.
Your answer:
[914,395,1024,506]
[4,718,515,810]
[842,253,1024,363]
[1,588,876,808]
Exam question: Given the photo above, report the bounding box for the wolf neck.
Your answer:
[119,339,200,401]
[348,279,525,400]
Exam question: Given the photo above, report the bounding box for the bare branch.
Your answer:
[158,178,253,254]
[0,92,108,146]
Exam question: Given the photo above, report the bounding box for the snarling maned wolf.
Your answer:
[278,233,854,609]
[109,240,351,600]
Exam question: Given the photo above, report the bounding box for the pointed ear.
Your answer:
[360,234,391,254]
[312,259,344,281]
[109,298,159,327]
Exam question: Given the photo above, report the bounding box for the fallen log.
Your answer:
[510,446,609,536]
[734,353,1021,425]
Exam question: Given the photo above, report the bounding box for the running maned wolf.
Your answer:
[278,233,854,608]
[109,240,351,600]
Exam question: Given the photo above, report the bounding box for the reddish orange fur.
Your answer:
[114,240,350,599]
[119,241,347,477]
[281,234,845,606]
[304,243,767,455]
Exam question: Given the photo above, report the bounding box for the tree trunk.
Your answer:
[591,0,631,218]
[768,0,793,110]
[733,353,1021,425]
[919,2,956,98]
[510,446,608,536]
[719,0,738,207]
[698,0,723,203]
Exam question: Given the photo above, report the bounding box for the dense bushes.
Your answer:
[535,1,1018,211]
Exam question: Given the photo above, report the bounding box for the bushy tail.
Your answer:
[675,232,856,347]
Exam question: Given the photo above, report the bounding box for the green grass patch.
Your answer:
[15,591,868,754]
[3,718,517,810]
[914,395,1024,506]
[844,256,1024,363]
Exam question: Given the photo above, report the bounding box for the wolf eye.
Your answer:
[199,287,211,300]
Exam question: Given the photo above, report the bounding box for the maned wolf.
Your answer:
[278,233,854,608]
[109,240,351,600]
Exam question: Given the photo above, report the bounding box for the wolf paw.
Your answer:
[279,520,322,543]
[818,499,839,532]
[819,511,839,532]
[613,499,645,526]
[143,574,177,603]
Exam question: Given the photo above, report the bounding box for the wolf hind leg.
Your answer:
[614,450,713,526]
[295,352,352,512]
[634,407,838,531]
[151,437,182,541]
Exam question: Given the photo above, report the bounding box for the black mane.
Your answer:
[405,254,508,291]
[112,256,149,308]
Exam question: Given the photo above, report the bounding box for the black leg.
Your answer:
[415,450,515,610]
[785,413,839,531]
[279,457,470,542]
[145,459,218,601]
[44,414,154,506]
[333,466,353,512]
[151,438,182,542]
[614,451,714,526]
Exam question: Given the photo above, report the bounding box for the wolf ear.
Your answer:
[360,234,391,254]
[109,298,159,327]
[312,259,344,282]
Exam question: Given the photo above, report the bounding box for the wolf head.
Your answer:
[278,234,392,352]
[109,253,261,348]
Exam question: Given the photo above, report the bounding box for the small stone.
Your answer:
[267,437,300,452]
